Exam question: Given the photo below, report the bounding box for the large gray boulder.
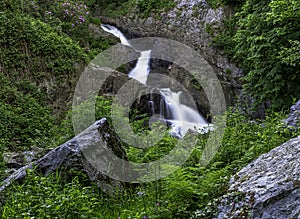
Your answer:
[0,118,129,193]
[215,136,300,219]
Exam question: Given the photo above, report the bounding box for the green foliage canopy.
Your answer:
[233,0,300,108]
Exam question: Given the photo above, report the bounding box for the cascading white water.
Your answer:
[160,88,212,138]
[160,89,207,124]
[101,24,213,138]
[101,24,151,85]
[101,24,131,47]
[128,50,151,85]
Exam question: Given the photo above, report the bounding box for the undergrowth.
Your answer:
[1,104,298,218]
[93,0,176,18]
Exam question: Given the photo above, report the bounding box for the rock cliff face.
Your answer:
[93,0,243,118]
[101,0,242,78]
[214,136,300,219]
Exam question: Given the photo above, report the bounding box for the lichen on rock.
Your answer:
[214,136,300,219]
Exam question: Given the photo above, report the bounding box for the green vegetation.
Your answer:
[1,106,298,218]
[1,0,299,218]
[213,0,300,109]
[0,0,113,181]
[93,0,176,18]
[206,0,245,8]
[135,0,176,17]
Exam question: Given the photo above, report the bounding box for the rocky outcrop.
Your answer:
[0,118,128,193]
[214,136,300,219]
[285,99,300,127]
[88,0,245,121]
[100,0,241,74]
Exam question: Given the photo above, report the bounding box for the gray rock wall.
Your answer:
[94,0,243,117]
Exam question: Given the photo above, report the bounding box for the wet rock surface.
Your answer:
[215,136,300,219]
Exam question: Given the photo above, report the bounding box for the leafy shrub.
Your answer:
[55,1,90,28]
[92,0,175,18]
[214,0,300,109]
[1,0,113,56]
[136,0,176,17]
[2,170,107,219]
[206,0,245,8]
[0,11,88,81]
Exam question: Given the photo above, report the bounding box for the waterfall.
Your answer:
[160,88,211,138]
[101,24,213,138]
[101,24,131,47]
[101,24,151,85]
[128,50,151,85]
